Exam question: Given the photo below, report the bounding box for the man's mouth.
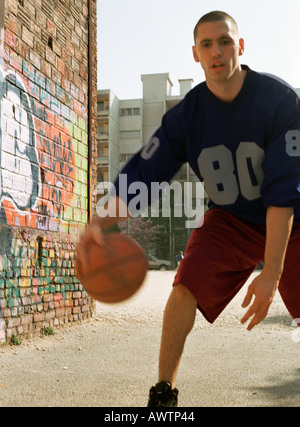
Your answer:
[211,62,225,69]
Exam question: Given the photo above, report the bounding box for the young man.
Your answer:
[77,11,300,407]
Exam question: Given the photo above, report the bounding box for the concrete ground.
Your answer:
[0,270,299,407]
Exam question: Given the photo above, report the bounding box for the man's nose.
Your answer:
[211,42,222,57]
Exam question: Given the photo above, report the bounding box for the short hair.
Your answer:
[194,11,239,41]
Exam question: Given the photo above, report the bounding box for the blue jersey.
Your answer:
[115,65,300,225]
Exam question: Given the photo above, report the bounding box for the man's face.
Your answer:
[193,19,244,86]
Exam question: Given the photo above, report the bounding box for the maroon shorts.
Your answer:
[174,208,300,323]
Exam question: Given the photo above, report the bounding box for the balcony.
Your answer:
[97,132,109,142]
[97,109,109,117]
[97,157,109,166]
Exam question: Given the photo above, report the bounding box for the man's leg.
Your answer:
[158,284,198,388]
[278,223,300,321]
[148,210,265,406]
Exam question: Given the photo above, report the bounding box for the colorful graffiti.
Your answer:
[0,71,80,232]
[0,63,89,327]
[0,229,78,311]
[0,2,94,341]
[1,73,40,224]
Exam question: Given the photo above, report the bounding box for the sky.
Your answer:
[97,0,300,100]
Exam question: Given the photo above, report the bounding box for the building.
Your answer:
[0,0,98,342]
[97,73,194,182]
[97,90,120,184]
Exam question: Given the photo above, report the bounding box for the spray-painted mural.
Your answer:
[0,16,91,339]
[1,73,41,228]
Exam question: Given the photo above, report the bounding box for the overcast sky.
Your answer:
[97,0,300,99]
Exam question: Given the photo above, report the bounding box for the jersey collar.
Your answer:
[204,65,255,113]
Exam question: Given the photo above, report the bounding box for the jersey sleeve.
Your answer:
[261,90,300,209]
[114,101,187,212]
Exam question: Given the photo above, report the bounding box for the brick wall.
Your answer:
[0,0,98,342]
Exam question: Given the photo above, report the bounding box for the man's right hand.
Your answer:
[76,196,129,278]
[76,217,105,278]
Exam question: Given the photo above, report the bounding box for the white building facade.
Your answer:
[97,73,194,183]
[97,74,196,263]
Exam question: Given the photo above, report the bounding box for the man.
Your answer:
[77,11,300,407]
[175,251,184,268]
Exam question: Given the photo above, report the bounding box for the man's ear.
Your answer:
[239,38,245,56]
[192,46,200,63]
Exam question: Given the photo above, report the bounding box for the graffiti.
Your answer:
[0,62,81,317]
[0,2,93,340]
[0,230,84,312]
[36,112,75,219]
[0,70,76,233]
[1,73,40,212]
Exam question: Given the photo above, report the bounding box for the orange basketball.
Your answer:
[76,233,148,303]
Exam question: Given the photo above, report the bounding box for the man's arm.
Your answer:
[241,206,294,331]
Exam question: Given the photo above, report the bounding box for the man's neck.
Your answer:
[207,68,247,103]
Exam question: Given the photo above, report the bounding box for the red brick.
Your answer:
[73,291,82,299]
[33,313,45,323]
[8,318,21,328]
[5,29,18,51]
[55,308,65,318]
[45,311,55,321]
[43,294,54,302]
[6,16,21,36]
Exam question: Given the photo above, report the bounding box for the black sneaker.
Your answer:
[147,381,179,407]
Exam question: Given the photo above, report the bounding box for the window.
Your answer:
[120,130,140,139]
[97,170,104,183]
[120,108,141,117]
[119,154,133,162]
[97,101,105,112]
[97,124,108,137]
[97,148,104,157]
[97,147,108,158]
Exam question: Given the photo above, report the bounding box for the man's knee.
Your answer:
[172,283,197,307]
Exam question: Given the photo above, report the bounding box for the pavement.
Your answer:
[0,270,299,407]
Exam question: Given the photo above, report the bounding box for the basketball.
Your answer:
[76,232,148,303]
